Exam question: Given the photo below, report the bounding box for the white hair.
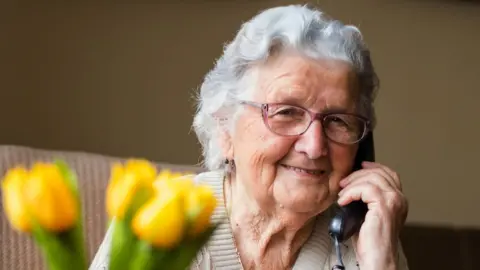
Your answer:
[192,4,379,170]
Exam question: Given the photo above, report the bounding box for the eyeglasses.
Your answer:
[239,100,370,145]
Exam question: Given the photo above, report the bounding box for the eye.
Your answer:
[276,108,299,116]
[268,106,305,120]
[330,116,348,125]
[324,114,356,130]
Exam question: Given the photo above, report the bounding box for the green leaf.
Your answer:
[31,222,86,270]
[129,240,168,270]
[125,187,153,220]
[54,159,79,195]
[53,159,87,268]
[129,224,218,270]
[109,180,152,270]
[109,219,137,270]
[169,224,218,270]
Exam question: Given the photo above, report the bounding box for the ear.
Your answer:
[218,128,234,160]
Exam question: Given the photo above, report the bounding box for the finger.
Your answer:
[340,168,397,191]
[362,161,398,179]
[339,180,408,218]
[340,172,393,193]
[337,182,384,206]
[362,161,402,190]
[340,168,394,189]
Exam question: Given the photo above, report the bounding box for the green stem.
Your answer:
[32,226,86,270]
[109,220,137,270]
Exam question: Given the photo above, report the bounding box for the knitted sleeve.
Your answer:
[88,222,113,270]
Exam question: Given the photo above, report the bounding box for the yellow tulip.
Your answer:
[185,185,217,236]
[124,159,158,181]
[1,167,31,232]
[155,169,184,182]
[153,170,216,237]
[106,159,157,219]
[24,163,78,232]
[131,191,185,248]
[153,171,194,194]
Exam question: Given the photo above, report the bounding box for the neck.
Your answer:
[224,173,317,269]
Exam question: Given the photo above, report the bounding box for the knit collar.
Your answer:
[196,170,339,269]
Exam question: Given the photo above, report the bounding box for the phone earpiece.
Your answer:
[328,200,368,243]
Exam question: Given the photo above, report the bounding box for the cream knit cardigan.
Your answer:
[89,170,409,270]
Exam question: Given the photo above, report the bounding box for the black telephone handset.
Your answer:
[328,132,375,269]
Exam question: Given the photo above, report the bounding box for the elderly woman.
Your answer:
[91,4,409,270]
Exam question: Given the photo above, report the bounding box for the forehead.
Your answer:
[253,53,359,112]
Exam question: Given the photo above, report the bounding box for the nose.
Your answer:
[294,120,328,159]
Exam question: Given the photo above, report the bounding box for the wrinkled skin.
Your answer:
[222,51,408,269]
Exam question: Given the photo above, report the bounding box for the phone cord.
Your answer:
[331,236,346,270]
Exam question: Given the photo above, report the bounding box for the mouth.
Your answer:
[280,164,327,176]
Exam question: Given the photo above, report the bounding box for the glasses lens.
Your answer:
[323,114,367,144]
[263,104,367,144]
[265,104,311,136]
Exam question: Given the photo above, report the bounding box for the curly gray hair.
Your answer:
[192,4,379,171]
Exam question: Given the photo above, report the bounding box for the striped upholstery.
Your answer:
[0,145,203,270]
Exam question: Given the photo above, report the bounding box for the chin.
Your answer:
[273,184,334,214]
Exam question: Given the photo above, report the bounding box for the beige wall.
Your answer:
[1,1,479,228]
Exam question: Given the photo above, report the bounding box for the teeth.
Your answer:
[285,165,324,175]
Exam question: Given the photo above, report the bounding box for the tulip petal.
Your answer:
[1,167,31,232]
[106,160,156,220]
[54,160,80,197]
[25,163,77,232]
[132,193,185,249]
[53,161,87,268]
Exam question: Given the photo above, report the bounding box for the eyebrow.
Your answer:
[320,106,356,115]
[269,94,310,107]
[269,95,353,114]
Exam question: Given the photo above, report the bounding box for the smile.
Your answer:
[281,164,326,176]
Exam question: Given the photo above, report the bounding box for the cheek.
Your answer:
[232,116,295,187]
[252,136,294,165]
[234,116,294,166]
[249,137,294,192]
[329,144,357,185]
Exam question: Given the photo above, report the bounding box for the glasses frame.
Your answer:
[239,100,371,145]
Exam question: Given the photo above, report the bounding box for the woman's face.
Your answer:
[226,52,360,214]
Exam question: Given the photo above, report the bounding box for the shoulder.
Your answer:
[192,170,225,203]
[193,170,225,185]
[189,247,213,270]
[89,222,114,269]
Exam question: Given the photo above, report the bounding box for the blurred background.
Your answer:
[1,0,479,269]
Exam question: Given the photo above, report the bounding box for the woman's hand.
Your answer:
[337,161,408,270]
